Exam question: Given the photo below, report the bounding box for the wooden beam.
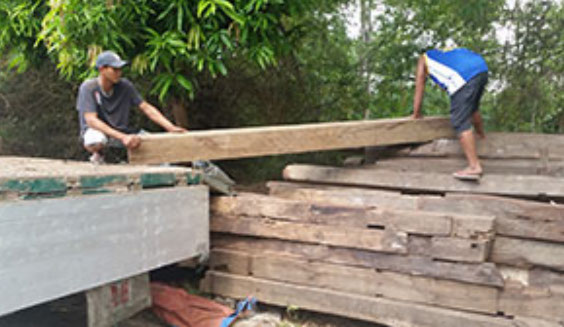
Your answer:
[400,132,564,160]
[369,157,564,177]
[491,237,564,271]
[201,272,537,327]
[211,235,505,287]
[211,215,408,253]
[282,164,564,198]
[209,249,499,314]
[128,117,455,164]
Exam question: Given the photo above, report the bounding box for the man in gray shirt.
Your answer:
[76,50,186,163]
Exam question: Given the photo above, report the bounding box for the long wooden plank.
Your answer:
[282,164,564,198]
[209,249,499,314]
[491,237,564,271]
[369,157,564,177]
[401,132,564,160]
[420,193,564,242]
[0,186,209,316]
[211,235,505,287]
[202,272,534,327]
[212,193,453,236]
[499,282,564,322]
[128,117,455,164]
[211,215,407,253]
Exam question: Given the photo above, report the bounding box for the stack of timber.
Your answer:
[0,156,209,317]
[202,133,564,327]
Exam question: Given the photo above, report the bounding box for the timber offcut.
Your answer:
[203,132,564,327]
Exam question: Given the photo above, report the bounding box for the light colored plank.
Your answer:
[368,157,564,177]
[211,235,505,287]
[128,117,455,164]
[267,181,418,209]
[402,133,564,160]
[209,249,499,314]
[282,164,564,198]
[201,272,527,327]
[210,215,407,253]
[0,186,209,316]
[212,193,452,236]
[491,237,564,271]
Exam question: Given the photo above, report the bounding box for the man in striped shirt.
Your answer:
[412,48,488,180]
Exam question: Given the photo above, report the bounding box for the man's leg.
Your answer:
[471,111,485,139]
[83,128,108,164]
[457,128,482,176]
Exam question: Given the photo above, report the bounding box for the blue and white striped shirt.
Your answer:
[424,48,488,95]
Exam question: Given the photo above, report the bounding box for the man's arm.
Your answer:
[412,54,427,119]
[138,101,187,133]
[84,112,140,149]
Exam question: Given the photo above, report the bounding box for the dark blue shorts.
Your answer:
[450,72,488,134]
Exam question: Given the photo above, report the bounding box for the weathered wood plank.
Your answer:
[209,249,499,314]
[419,193,564,242]
[0,186,209,316]
[210,215,407,253]
[267,181,417,209]
[212,193,453,236]
[498,281,564,322]
[282,164,564,198]
[401,133,564,160]
[407,236,491,263]
[491,237,564,271]
[211,235,504,287]
[368,157,564,177]
[201,272,529,327]
[128,117,455,164]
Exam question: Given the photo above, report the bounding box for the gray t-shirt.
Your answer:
[76,78,143,136]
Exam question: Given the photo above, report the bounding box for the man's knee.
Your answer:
[83,128,108,152]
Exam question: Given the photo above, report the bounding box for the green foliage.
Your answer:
[1,0,346,103]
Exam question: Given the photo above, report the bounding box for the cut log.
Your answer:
[282,164,564,198]
[201,272,531,327]
[211,215,408,253]
[128,117,455,164]
[209,249,499,314]
[401,133,564,160]
[211,235,504,287]
[491,237,564,271]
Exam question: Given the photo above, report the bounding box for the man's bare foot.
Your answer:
[453,167,482,181]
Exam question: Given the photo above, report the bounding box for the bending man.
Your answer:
[412,47,488,180]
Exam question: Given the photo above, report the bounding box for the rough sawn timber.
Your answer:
[202,272,551,327]
[282,164,564,198]
[128,117,455,164]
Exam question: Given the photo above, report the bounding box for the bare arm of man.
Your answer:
[138,101,188,133]
[412,55,427,119]
[84,112,140,149]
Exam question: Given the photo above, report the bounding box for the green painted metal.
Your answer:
[140,173,177,188]
[0,178,68,195]
[186,172,202,185]
[79,175,128,189]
